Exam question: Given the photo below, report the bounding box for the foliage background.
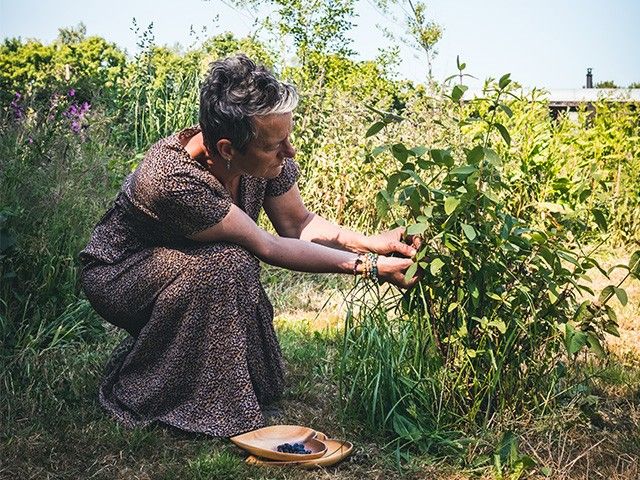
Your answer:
[1,8,639,477]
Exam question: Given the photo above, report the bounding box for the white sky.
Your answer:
[1,0,639,89]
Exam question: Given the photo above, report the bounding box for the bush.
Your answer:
[339,72,637,456]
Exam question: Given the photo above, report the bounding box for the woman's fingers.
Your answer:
[378,256,422,289]
[404,234,423,250]
[391,240,417,258]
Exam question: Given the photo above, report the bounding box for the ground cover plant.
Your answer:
[1,14,639,479]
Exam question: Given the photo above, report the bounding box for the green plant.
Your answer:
[339,67,633,457]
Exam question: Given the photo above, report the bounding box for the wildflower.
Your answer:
[63,98,91,135]
[68,88,76,97]
[10,92,25,120]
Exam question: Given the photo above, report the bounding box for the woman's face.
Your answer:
[232,112,296,179]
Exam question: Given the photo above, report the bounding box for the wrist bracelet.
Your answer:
[367,252,379,282]
[354,252,379,282]
[353,253,364,276]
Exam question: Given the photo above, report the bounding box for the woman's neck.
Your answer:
[183,132,242,190]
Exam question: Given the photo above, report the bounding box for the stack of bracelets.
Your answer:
[354,252,379,282]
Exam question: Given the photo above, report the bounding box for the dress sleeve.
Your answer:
[152,171,232,236]
[265,157,300,197]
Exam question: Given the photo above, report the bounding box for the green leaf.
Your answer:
[466,145,484,164]
[629,250,640,277]
[483,148,502,166]
[406,223,428,235]
[591,208,608,232]
[450,165,477,176]
[598,285,615,303]
[375,190,391,220]
[444,196,461,215]
[494,123,511,146]
[391,143,409,163]
[410,145,428,157]
[404,262,418,282]
[614,287,628,306]
[447,302,458,313]
[498,104,514,117]
[565,324,588,355]
[498,73,512,89]
[386,172,404,194]
[430,149,454,167]
[365,121,385,137]
[430,257,445,275]
[604,305,618,323]
[489,319,507,334]
[451,84,468,102]
[604,320,620,337]
[530,232,547,244]
[371,145,387,157]
[579,188,592,202]
[586,332,606,358]
[461,223,477,241]
[483,190,500,204]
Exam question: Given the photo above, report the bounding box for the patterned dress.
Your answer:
[79,126,299,437]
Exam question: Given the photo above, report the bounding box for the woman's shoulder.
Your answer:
[126,127,225,203]
[142,125,201,171]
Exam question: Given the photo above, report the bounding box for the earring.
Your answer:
[226,157,231,170]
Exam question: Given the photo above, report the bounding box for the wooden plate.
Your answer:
[245,438,354,469]
[230,425,327,461]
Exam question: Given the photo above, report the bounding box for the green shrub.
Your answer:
[339,71,637,456]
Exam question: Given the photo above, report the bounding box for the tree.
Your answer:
[56,23,87,45]
[405,0,442,79]
[225,0,357,69]
[628,82,640,89]
[595,80,618,88]
[371,1,442,80]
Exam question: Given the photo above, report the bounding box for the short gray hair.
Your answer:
[199,54,298,154]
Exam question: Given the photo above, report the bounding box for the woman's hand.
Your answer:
[366,226,423,258]
[376,255,420,289]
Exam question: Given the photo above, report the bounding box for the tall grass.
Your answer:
[0,104,123,354]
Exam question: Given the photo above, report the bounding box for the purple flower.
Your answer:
[68,88,76,97]
[63,99,91,134]
[10,92,25,120]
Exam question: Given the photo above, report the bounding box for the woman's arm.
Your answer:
[263,184,417,257]
[188,203,417,288]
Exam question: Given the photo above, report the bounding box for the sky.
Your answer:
[1,0,639,90]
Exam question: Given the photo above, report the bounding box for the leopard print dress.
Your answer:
[79,126,299,437]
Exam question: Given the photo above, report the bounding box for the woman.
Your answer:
[80,54,418,437]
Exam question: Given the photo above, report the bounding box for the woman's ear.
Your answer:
[216,138,233,160]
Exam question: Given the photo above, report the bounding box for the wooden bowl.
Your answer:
[230,425,327,461]
[245,438,354,469]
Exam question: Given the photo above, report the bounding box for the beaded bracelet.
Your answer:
[368,252,379,282]
[354,252,379,282]
[353,253,364,276]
